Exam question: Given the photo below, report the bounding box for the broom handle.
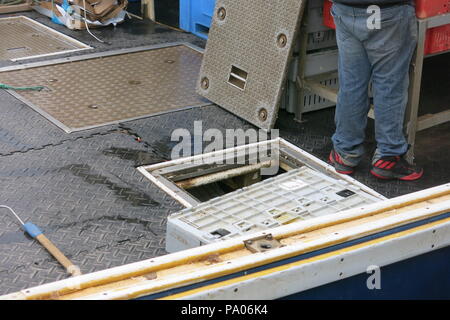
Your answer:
[23,222,82,277]
[36,234,82,277]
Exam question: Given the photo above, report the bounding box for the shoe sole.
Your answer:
[370,169,424,181]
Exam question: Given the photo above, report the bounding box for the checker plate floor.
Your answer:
[0,44,210,132]
[0,16,89,61]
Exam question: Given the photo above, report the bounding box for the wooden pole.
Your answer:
[142,0,155,20]
[35,234,82,277]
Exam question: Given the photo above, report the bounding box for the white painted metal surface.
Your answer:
[77,200,449,300]
[178,218,450,300]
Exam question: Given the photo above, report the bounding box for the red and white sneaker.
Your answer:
[329,150,355,175]
[371,155,423,181]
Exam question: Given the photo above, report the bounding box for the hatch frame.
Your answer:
[137,138,387,207]
[0,16,92,62]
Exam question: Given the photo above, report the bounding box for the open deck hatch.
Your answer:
[137,138,385,252]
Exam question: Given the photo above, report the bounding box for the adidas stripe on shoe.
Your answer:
[371,155,423,181]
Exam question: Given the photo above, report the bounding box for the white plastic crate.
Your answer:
[166,167,380,252]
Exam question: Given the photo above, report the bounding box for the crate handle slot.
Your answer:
[228,65,248,90]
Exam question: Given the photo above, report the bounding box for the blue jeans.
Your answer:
[331,2,418,166]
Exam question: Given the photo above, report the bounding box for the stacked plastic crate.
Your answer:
[179,0,216,39]
[418,0,450,55]
[323,0,450,55]
[416,0,450,18]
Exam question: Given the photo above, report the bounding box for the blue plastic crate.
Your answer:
[180,0,216,39]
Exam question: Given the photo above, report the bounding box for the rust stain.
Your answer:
[143,272,158,280]
[196,253,223,265]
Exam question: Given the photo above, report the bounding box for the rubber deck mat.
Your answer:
[0,132,183,294]
[0,44,210,132]
[0,16,90,61]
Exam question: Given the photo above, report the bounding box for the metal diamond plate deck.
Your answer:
[0,44,210,132]
[0,132,183,294]
[197,0,306,130]
[0,16,90,61]
[121,104,257,155]
[0,90,118,156]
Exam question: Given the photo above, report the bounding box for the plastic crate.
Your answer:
[166,167,380,252]
[425,24,450,55]
[323,1,449,55]
[179,0,216,39]
[416,0,450,18]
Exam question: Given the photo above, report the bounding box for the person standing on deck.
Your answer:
[328,0,424,181]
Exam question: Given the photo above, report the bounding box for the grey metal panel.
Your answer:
[197,0,306,130]
[0,16,90,61]
[0,44,210,132]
